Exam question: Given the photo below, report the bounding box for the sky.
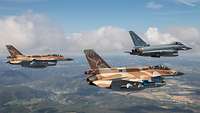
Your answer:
[0,0,199,55]
[0,0,200,32]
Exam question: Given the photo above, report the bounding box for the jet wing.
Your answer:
[143,49,178,54]
[142,50,178,57]
[20,59,57,68]
[103,72,152,82]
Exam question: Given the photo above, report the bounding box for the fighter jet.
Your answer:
[126,31,192,57]
[6,45,73,68]
[84,49,183,91]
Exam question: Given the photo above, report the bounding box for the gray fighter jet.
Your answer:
[126,31,192,57]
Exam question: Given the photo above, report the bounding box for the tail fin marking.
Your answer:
[84,49,111,69]
[6,45,23,57]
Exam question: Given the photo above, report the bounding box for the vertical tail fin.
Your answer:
[84,49,111,69]
[6,45,23,57]
[129,31,149,47]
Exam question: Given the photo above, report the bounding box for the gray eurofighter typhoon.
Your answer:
[126,31,192,57]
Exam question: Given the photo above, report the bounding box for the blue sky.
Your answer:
[0,0,199,33]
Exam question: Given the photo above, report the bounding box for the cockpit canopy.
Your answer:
[149,65,170,70]
[172,42,184,45]
[48,54,63,57]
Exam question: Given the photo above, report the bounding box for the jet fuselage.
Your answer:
[86,65,182,90]
[8,54,65,64]
[139,43,191,51]
[131,43,191,57]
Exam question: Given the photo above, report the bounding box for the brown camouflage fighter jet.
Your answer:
[84,49,183,91]
[6,45,73,68]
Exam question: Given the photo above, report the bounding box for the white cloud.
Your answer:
[66,26,200,54]
[0,12,132,55]
[0,12,66,54]
[146,1,163,9]
[144,27,178,44]
[0,12,199,56]
[144,27,200,53]
[166,27,200,51]
[177,0,200,6]
[65,26,132,53]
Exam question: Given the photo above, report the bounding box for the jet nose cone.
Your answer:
[176,72,184,76]
[184,46,192,50]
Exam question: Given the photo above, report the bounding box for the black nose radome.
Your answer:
[186,47,192,50]
[176,72,184,76]
[184,46,192,50]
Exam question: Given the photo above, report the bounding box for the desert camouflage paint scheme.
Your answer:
[6,45,73,68]
[84,49,183,91]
